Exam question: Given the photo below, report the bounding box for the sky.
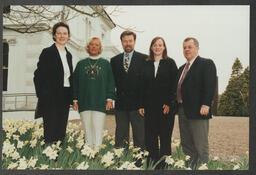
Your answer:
[106,5,249,94]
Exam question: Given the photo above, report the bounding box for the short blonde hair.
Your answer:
[85,37,103,55]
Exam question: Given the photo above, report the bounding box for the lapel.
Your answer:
[118,53,126,73]
[52,44,73,76]
[65,47,73,74]
[128,51,137,73]
[51,44,64,76]
[182,56,200,83]
[177,64,185,81]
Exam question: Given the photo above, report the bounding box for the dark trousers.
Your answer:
[42,87,71,143]
[145,107,175,164]
[178,104,209,168]
[114,110,145,149]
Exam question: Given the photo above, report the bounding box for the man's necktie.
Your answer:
[124,53,129,72]
[177,62,190,103]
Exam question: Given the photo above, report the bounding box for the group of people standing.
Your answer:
[34,22,217,169]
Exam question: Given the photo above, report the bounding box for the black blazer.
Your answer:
[110,51,147,110]
[177,56,217,119]
[139,58,178,113]
[34,44,73,117]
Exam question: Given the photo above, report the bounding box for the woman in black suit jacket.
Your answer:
[34,22,73,144]
[138,37,178,167]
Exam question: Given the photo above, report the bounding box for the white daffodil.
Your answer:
[127,162,140,170]
[110,140,115,146]
[10,151,20,160]
[114,148,124,158]
[144,150,149,156]
[2,141,15,157]
[28,157,38,168]
[90,148,99,159]
[81,145,93,157]
[56,140,62,148]
[18,126,27,135]
[9,127,17,135]
[68,136,74,143]
[39,164,49,170]
[30,139,37,148]
[101,144,106,149]
[198,163,208,170]
[17,157,28,169]
[133,147,141,153]
[106,135,112,140]
[67,146,74,153]
[6,132,12,139]
[246,151,249,157]
[12,134,20,141]
[129,145,134,150]
[134,152,143,159]
[38,128,44,137]
[76,161,89,170]
[17,140,24,149]
[101,151,115,167]
[174,160,185,168]
[48,150,58,160]
[7,162,18,169]
[42,146,53,156]
[165,155,175,165]
[76,139,84,149]
[233,164,240,170]
[185,155,191,161]
[117,161,130,170]
[185,167,192,170]
[213,156,220,161]
[171,139,181,148]
[40,140,45,146]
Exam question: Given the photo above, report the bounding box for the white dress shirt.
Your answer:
[58,49,70,87]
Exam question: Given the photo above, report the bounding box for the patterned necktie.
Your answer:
[177,62,190,103]
[123,53,129,72]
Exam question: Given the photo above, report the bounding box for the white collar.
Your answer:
[89,55,101,60]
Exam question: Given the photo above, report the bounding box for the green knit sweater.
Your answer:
[73,57,116,113]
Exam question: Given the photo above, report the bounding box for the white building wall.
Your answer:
[3,5,120,96]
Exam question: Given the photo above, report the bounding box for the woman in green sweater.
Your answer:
[72,37,116,150]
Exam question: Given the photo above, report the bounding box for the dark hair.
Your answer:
[120,30,136,41]
[183,37,199,47]
[52,22,70,41]
[146,36,168,61]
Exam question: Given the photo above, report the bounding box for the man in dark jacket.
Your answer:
[177,37,217,169]
[110,31,147,149]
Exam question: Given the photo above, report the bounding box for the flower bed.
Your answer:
[2,119,248,170]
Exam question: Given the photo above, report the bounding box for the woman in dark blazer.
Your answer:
[34,22,73,144]
[138,37,178,167]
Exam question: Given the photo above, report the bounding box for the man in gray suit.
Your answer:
[176,37,217,169]
[110,31,147,149]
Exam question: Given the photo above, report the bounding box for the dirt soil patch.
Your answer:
[70,115,249,161]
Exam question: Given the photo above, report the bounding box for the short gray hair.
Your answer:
[184,37,199,47]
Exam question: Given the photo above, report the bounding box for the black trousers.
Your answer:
[42,87,71,143]
[145,107,175,164]
[114,110,145,149]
